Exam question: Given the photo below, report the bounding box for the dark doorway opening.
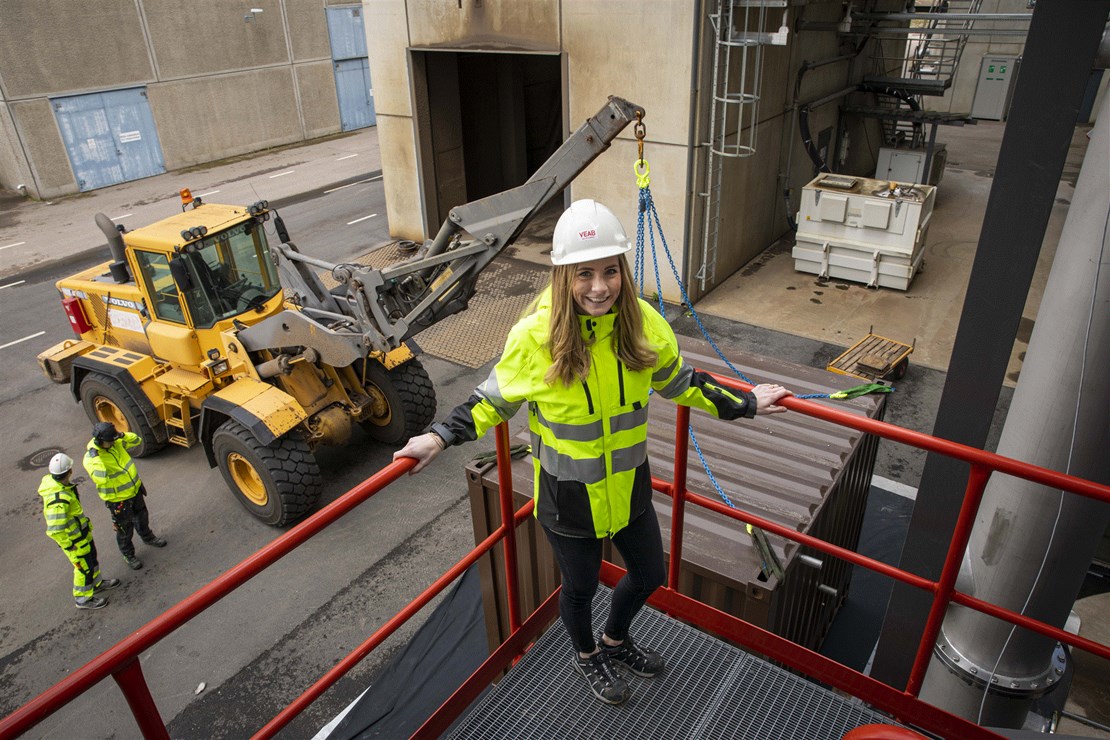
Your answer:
[411,50,563,233]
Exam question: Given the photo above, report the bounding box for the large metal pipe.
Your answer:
[919,97,1110,727]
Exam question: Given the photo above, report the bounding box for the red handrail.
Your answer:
[3,370,1108,739]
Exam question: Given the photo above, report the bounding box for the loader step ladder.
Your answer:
[447,587,900,739]
[156,368,208,446]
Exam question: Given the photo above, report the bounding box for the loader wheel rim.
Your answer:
[364,384,393,427]
[227,453,268,506]
[93,398,130,433]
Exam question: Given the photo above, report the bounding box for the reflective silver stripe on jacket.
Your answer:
[532,434,607,484]
[611,441,648,475]
[477,372,523,419]
[534,407,604,442]
[652,358,679,383]
[609,406,648,434]
[658,364,694,398]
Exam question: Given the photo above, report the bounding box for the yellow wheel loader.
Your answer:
[37,96,642,526]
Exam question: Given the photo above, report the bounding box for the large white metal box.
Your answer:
[875,144,946,186]
[792,173,936,290]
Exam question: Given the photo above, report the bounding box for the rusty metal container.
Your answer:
[467,335,886,654]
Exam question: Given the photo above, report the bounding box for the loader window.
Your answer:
[177,221,282,328]
[134,250,186,324]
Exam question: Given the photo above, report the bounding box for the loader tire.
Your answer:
[80,373,165,458]
[212,419,322,527]
[359,358,437,445]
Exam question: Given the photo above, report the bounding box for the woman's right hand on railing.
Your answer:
[393,432,446,474]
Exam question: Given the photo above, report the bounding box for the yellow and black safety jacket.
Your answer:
[38,475,94,555]
[83,432,143,502]
[433,298,756,539]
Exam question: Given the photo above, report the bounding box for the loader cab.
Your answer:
[129,209,281,331]
[165,220,281,329]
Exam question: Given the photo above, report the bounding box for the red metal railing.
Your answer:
[2,374,1108,739]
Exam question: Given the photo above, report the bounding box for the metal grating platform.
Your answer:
[447,588,899,739]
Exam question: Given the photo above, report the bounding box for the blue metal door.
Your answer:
[54,88,164,191]
[326,6,376,131]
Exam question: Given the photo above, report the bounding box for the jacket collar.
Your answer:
[579,308,617,341]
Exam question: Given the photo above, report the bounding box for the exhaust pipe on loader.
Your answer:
[95,212,131,284]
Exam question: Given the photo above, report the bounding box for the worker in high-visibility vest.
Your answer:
[395,199,792,706]
[83,421,167,570]
[39,453,120,609]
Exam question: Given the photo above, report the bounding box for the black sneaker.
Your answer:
[95,578,121,592]
[573,650,630,705]
[75,596,109,610]
[599,632,665,677]
[143,536,167,548]
[124,555,143,570]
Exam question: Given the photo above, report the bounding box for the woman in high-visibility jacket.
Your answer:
[395,199,792,706]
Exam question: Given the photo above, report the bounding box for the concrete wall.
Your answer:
[364,0,898,303]
[0,0,349,199]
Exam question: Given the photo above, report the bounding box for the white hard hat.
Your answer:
[551,199,631,266]
[49,453,74,476]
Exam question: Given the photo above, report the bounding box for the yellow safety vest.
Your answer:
[437,299,755,538]
[83,433,143,502]
[38,475,93,554]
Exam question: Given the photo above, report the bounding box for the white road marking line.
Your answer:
[111,213,132,221]
[346,214,378,225]
[323,175,382,194]
[0,280,26,290]
[199,189,220,197]
[269,170,295,178]
[0,331,45,350]
[1,241,26,251]
[871,475,918,500]
[336,154,359,161]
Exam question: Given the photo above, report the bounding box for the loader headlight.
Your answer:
[207,359,230,377]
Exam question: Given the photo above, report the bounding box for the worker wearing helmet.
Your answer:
[396,199,792,705]
[82,421,167,570]
[38,452,121,609]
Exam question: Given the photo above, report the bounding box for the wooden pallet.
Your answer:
[827,330,914,381]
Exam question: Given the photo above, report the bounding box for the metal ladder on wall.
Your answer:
[698,0,788,291]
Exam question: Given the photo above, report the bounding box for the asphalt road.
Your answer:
[0,174,504,738]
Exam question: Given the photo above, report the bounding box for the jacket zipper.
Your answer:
[581,382,594,414]
[617,360,625,406]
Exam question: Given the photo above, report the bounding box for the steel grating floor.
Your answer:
[447,588,900,739]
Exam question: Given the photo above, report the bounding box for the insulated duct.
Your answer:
[919,97,1110,727]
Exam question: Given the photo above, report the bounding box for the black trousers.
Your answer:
[542,507,666,655]
[106,487,155,558]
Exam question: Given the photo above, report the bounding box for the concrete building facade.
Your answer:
[364,0,936,303]
[0,0,373,200]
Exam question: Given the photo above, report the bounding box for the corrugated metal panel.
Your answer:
[469,335,886,653]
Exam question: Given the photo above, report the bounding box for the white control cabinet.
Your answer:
[792,173,936,290]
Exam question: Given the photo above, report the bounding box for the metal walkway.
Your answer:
[448,589,898,739]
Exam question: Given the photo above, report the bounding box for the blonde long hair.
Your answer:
[544,254,657,387]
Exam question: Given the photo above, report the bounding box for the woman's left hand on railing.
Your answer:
[752,383,792,415]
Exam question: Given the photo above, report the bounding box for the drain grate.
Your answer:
[318,247,549,368]
[447,588,899,739]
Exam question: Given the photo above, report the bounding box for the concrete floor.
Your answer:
[694,120,1085,385]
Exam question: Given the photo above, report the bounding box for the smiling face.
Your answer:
[570,256,622,317]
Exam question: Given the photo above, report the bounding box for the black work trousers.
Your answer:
[542,507,666,655]
[106,487,155,558]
